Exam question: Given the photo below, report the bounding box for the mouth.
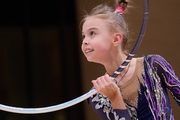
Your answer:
[85,49,94,54]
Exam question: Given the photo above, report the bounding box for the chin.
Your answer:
[86,57,95,62]
[86,58,100,64]
[86,58,93,62]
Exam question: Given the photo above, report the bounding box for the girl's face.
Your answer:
[81,17,114,64]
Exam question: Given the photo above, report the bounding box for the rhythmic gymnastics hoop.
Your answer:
[0,0,149,114]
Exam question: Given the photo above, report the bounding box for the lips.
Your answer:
[85,48,94,54]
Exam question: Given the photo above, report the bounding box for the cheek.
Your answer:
[95,38,112,51]
[94,42,111,54]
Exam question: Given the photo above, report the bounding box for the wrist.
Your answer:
[109,91,126,109]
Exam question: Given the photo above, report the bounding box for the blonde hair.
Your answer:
[81,0,131,55]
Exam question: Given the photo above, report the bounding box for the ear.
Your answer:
[112,33,123,46]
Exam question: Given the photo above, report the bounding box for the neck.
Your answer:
[104,53,127,75]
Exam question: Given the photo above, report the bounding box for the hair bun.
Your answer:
[116,0,128,10]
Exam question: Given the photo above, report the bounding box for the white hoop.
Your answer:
[0,89,97,114]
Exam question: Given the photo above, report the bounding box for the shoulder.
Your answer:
[143,54,169,65]
[134,54,165,68]
[144,54,165,61]
[135,54,165,62]
[143,54,174,72]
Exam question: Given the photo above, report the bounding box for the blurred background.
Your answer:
[0,0,179,120]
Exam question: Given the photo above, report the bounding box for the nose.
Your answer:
[82,38,89,45]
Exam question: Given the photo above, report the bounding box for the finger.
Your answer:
[96,77,107,86]
[104,74,114,83]
[97,76,110,92]
[91,80,99,90]
[104,76,119,90]
[92,80,104,93]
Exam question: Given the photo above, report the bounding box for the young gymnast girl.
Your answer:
[81,0,180,119]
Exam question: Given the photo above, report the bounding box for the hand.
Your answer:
[92,74,126,109]
[92,74,120,100]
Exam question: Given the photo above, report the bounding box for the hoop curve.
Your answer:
[0,0,149,114]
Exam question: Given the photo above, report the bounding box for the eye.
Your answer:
[82,35,85,40]
[90,31,95,36]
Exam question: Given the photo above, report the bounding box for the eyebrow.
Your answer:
[82,27,98,34]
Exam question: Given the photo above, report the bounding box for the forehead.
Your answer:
[82,17,109,32]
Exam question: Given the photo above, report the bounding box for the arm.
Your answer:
[87,95,131,120]
[152,55,180,106]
